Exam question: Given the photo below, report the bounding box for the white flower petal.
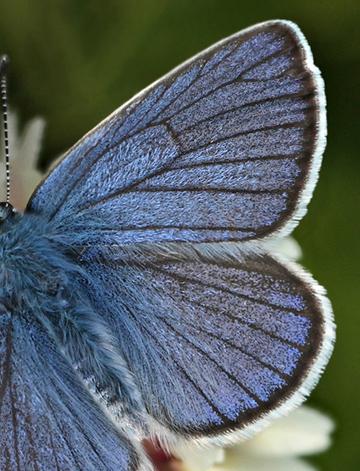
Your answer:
[173,446,225,471]
[17,117,46,171]
[236,406,334,458]
[7,111,20,156]
[0,111,45,209]
[216,455,317,471]
[170,407,333,471]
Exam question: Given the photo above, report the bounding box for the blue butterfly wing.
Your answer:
[0,308,144,470]
[22,20,333,445]
[79,244,333,441]
[26,20,325,245]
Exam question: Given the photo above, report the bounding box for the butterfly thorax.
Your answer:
[0,202,20,228]
[0,209,75,313]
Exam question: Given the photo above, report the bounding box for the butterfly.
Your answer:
[0,19,335,470]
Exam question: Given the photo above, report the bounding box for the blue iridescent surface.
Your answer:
[28,22,316,247]
[79,245,322,433]
[0,307,138,470]
[0,20,333,470]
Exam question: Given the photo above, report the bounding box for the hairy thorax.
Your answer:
[0,208,74,314]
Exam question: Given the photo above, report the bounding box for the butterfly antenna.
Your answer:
[0,55,10,206]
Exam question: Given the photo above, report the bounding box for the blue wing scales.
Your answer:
[27,21,324,245]
[0,308,145,471]
[78,244,332,439]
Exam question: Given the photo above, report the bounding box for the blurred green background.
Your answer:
[0,0,358,469]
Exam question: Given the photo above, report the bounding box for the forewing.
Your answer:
[0,308,145,471]
[27,20,325,244]
[80,244,334,442]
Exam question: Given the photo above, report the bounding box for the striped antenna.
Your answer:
[0,55,10,205]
